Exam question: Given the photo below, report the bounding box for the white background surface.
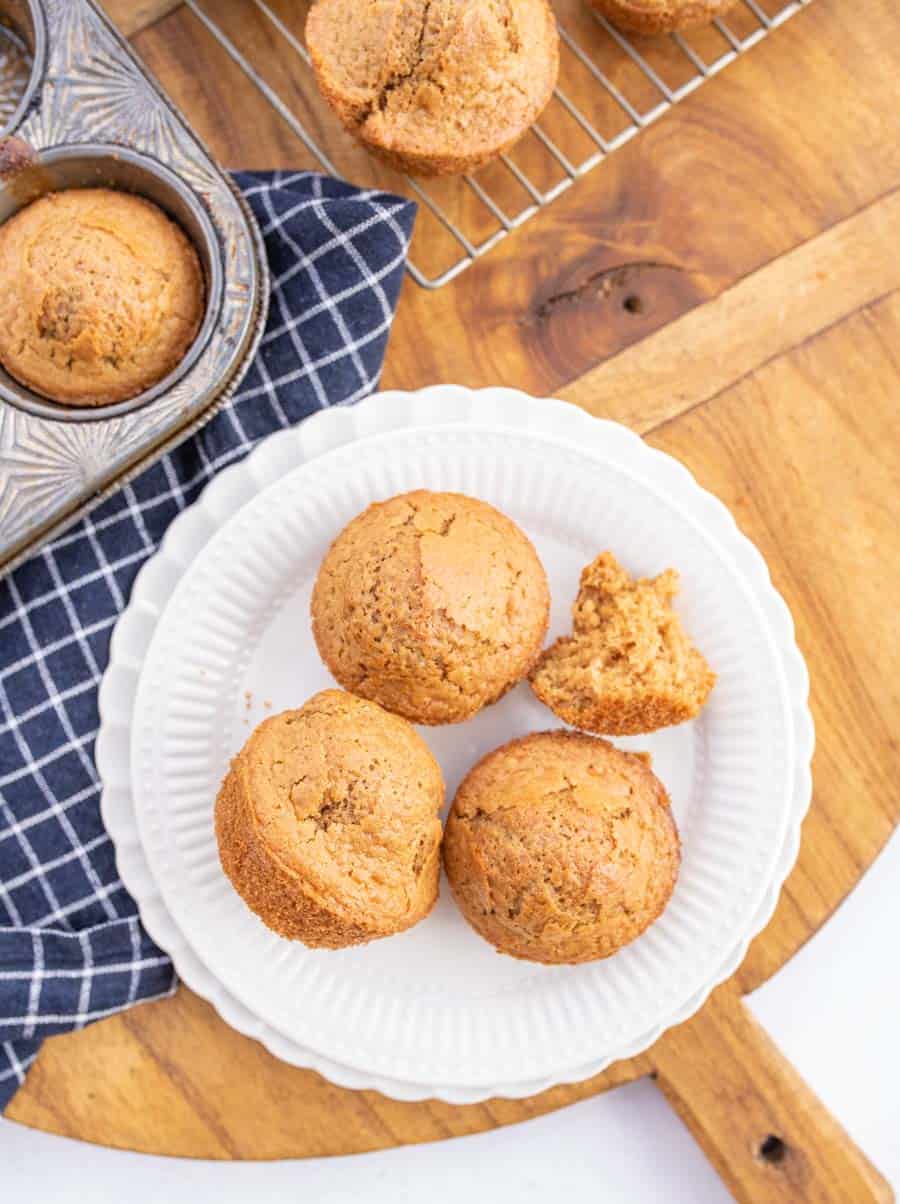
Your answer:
[1,829,895,1203]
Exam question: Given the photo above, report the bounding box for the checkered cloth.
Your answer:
[0,171,416,1107]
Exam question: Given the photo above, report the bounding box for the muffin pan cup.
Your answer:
[0,0,268,574]
[0,145,226,423]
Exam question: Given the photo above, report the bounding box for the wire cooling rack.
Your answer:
[182,0,812,288]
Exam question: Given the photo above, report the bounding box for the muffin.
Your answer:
[0,188,205,406]
[215,689,444,948]
[530,552,715,734]
[443,731,680,963]
[311,490,550,725]
[586,0,737,35]
[306,0,559,176]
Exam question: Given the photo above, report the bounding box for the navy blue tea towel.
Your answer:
[0,171,416,1107]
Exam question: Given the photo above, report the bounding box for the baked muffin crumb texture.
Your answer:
[586,0,738,36]
[442,729,680,963]
[312,490,550,725]
[0,188,205,406]
[306,0,559,175]
[215,689,444,948]
[530,551,715,734]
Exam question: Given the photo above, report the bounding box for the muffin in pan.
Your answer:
[443,730,680,964]
[215,689,444,948]
[585,0,737,35]
[530,552,715,735]
[311,490,550,725]
[306,0,559,176]
[0,188,205,406]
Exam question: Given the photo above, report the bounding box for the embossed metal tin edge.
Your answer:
[0,0,46,137]
[0,0,269,574]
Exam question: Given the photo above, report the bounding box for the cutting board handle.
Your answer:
[648,985,893,1204]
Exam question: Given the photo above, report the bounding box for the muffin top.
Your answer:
[224,690,444,937]
[442,730,680,963]
[306,0,559,174]
[311,490,550,724]
[0,188,205,406]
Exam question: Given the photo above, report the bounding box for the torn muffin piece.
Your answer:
[529,552,716,735]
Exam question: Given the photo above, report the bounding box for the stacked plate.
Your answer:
[98,385,814,1103]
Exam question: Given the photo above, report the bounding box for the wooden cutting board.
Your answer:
[6,1,898,1200]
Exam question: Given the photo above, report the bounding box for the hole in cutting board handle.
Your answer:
[622,293,644,315]
[758,1134,789,1164]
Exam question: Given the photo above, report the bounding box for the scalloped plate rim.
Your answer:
[99,385,814,1102]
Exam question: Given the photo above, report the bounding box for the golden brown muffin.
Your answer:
[215,690,444,948]
[0,189,205,406]
[586,0,737,35]
[443,730,680,963]
[311,490,550,725]
[530,552,715,734]
[306,0,559,176]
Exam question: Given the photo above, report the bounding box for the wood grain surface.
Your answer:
[654,986,893,1204]
[6,0,899,1197]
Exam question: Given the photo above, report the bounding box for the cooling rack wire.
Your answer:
[181,0,811,287]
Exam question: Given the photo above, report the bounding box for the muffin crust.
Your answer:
[0,188,204,406]
[530,552,715,734]
[306,0,559,176]
[586,0,737,36]
[443,730,680,963]
[215,690,444,947]
[312,490,550,725]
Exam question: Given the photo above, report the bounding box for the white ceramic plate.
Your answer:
[99,386,813,1101]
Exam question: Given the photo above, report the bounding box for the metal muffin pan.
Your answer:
[0,0,269,574]
[0,0,44,136]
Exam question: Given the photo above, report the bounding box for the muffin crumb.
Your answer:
[530,552,715,734]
